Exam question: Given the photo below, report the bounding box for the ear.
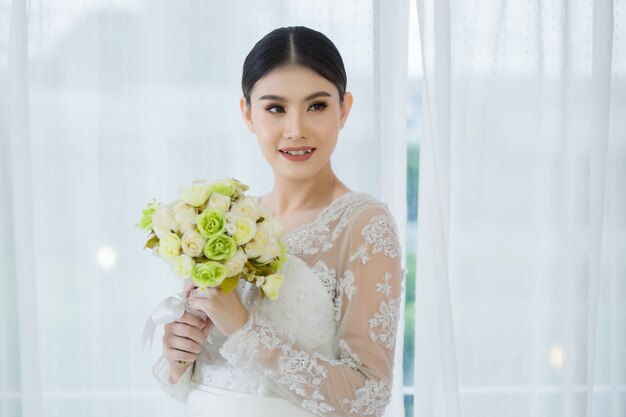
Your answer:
[339,92,353,129]
[240,96,255,133]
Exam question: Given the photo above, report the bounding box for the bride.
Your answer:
[151,25,404,417]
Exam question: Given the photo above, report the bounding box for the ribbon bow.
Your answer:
[141,292,187,352]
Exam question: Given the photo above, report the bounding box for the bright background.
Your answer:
[2,1,625,417]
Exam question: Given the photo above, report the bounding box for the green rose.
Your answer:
[137,201,160,231]
[191,261,228,289]
[196,208,226,238]
[204,234,237,261]
[209,180,237,198]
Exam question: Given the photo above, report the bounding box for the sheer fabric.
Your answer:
[152,191,405,416]
[413,0,625,416]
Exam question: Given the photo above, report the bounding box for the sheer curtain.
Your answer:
[0,1,408,416]
[413,0,625,416]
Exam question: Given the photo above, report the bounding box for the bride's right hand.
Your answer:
[162,309,213,383]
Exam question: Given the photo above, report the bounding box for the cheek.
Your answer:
[315,116,341,143]
[253,115,281,139]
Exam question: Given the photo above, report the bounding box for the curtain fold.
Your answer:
[373,0,410,415]
[7,1,42,416]
[412,0,625,416]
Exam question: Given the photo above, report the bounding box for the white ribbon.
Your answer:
[141,291,187,352]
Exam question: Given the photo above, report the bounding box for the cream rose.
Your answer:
[179,183,211,207]
[208,192,231,212]
[159,232,181,263]
[173,201,197,235]
[223,248,247,277]
[258,217,284,239]
[243,228,270,258]
[181,229,207,257]
[232,216,257,245]
[152,206,178,239]
[261,273,284,300]
[231,196,262,221]
[172,254,195,278]
[257,239,282,264]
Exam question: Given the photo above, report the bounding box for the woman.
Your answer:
[152,26,404,417]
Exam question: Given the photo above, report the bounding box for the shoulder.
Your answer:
[345,193,400,247]
[347,193,397,227]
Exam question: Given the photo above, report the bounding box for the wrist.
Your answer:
[168,360,191,383]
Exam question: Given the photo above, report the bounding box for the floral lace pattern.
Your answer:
[341,379,392,416]
[361,214,400,259]
[368,296,401,350]
[311,260,338,298]
[334,269,357,322]
[285,193,377,255]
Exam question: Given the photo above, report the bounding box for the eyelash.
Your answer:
[265,102,328,114]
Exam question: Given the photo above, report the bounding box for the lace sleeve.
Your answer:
[152,355,194,403]
[219,203,404,416]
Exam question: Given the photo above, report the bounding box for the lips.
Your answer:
[279,146,316,152]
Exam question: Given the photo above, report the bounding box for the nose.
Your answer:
[284,110,305,141]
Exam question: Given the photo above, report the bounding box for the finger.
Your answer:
[166,334,203,354]
[190,287,216,299]
[170,322,207,345]
[183,280,196,297]
[176,310,207,329]
[164,346,198,363]
[201,318,214,332]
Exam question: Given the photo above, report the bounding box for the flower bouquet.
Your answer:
[139,178,287,357]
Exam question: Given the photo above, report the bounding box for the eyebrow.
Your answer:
[258,91,332,102]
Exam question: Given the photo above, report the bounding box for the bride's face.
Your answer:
[240,64,353,181]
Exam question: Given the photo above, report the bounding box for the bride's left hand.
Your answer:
[186,284,249,338]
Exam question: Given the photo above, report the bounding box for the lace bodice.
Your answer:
[152,191,405,416]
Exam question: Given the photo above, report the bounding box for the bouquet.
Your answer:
[139,178,288,357]
[138,177,287,298]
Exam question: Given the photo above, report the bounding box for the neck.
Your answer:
[266,161,348,216]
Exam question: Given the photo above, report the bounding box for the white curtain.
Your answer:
[0,1,409,416]
[413,0,625,416]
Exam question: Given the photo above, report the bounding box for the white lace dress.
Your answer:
[152,191,405,417]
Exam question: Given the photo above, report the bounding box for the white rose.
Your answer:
[172,254,195,279]
[257,239,282,264]
[152,207,178,238]
[174,201,198,235]
[258,217,284,239]
[174,201,197,224]
[179,184,211,207]
[223,248,247,277]
[208,192,231,212]
[181,229,207,258]
[226,222,237,235]
[244,228,270,258]
[231,196,262,221]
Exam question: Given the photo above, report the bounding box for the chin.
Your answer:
[272,164,325,182]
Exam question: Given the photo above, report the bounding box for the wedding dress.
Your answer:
[151,191,405,416]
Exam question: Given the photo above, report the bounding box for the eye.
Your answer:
[265,104,286,114]
[308,102,327,112]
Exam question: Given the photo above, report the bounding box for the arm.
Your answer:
[152,355,195,403]
[219,203,404,416]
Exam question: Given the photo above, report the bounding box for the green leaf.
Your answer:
[221,276,240,294]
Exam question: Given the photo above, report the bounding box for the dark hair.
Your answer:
[242,26,347,107]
